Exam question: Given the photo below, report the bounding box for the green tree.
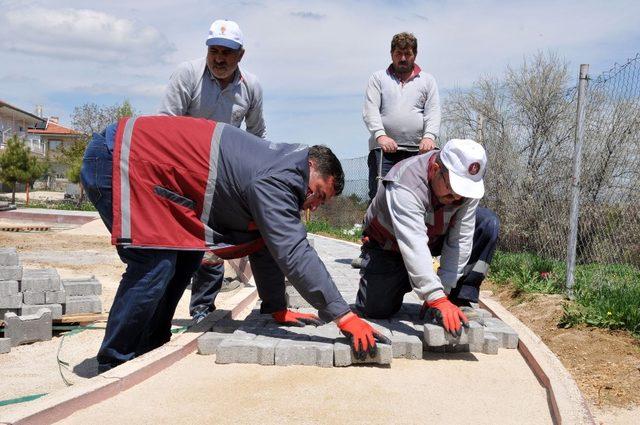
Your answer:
[0,136,47,204]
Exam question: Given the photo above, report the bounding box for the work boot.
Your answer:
[191,306,213,325]
[220,277,242,292]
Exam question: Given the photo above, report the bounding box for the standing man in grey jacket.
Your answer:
[363,32,441,201]
[158,19,266,321]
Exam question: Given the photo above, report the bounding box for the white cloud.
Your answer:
[0,6,174,64]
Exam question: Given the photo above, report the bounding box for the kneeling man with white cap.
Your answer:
[355,139,500,336]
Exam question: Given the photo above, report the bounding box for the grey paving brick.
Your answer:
[215,335,276,365]
[334,338,392,366]
[0,266,23,281]
[45,290,66,304]
[23,291,46,305]
[475,308,493,318]
[0,248,19,266]
[61,277,102,296]
[20,268,60,292]
[64,295,102,315]
[423,323,447,347]
[275,339,333,367]
[22,304,63,319]
[260,324,312,340]
[0,293,22,309]
[484,318,519,349]
[312,323,342,340]
[0,337,11,354]
[0,280,19,296]
[482,334,500,355]
[390,330,423,359]
[4,309,52,346]
[197,332,231,355]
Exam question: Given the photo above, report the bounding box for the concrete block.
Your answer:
[313,323,342,340]
[4,309,52,346]
[484,318,519,349]
[275,339,333,367]
[0,248,19,266]
[390,330,423,359]
[1,308,21,319]
[0,280,19,296]
[21,304,63,319]
[23,291,46,305]
[334,338,392,366]
[45,290,66,304]
[423,323,447,347]
[64,295,102,315]
[20,268,60,292]
[0,337,11,354]
[482,334,500,355]
[61,277,102,296]
[197,332,231,355]
[475,308,493,318]
[0,293,22,309]
[0,266,23,281]
[215,335,276,365]
[260,324,312,341]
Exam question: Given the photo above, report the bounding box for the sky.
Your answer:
[1,0,639,158]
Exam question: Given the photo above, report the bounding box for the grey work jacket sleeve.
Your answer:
[245,175,351,322]
[244,79,267,138]
[157,62,193,116]
[422,75,441,140]
[386,182,446,303]
[363,74,387,141]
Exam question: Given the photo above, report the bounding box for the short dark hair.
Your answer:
[391,32,418,55]
[309,145,344,196]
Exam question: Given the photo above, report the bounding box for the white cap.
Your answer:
[440,139,487,199]
[206,20,243,50]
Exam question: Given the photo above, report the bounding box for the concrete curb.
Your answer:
[480,294,596,425]
[0,284,258,425]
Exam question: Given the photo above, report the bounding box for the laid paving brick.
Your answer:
[64,295,102,315]
[260,324,312,341]
[484,318,519,349]
[423,323,447,347]
[4,309,52,346]
[0,280,19,296]
[45,290,66,304]
[20,268,60,292]
[197,332,232,355]
[312,323,342,340]
[23,291,46,305]
[482,333,500,355]
[215,335,275,365]
[0,293,22,309]
[0,248,19,266]
[0,337,11,354]
[334,337,392,366]
[61,277,102,296]
[0,265,23,281]
[22,304,63,319]
[275,339,333,367]
[389,330,423,359]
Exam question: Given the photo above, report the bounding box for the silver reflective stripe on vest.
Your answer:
[200,122,225,245]
[119,117,138,242]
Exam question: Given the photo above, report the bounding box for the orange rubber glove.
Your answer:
[272,309,322,327]
[337,312,391,360]
[420,296,469,337]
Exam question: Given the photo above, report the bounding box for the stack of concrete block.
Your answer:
[4,309,52,346]
[62,276,102,315]
[0,248,23,319]
[20,268,64,319]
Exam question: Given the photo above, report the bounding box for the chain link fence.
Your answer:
[314,52,640,270]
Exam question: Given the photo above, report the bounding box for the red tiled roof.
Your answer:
[28,120,82,136]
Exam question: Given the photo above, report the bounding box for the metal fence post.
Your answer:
[566,64,589,300]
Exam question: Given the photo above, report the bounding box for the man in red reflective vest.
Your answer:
[81,115,389,372]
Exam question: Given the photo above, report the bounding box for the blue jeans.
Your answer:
[80,129,203,370]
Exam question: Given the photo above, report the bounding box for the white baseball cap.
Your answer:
[439,139,487,199]
[206,19,243,50]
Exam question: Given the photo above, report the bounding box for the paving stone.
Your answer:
[64,295,102,315]
[22,304,63,319]
[475,308,493,318]
[334,338,392,366]
[0,337,11,354]
[275,339,333,367]
[0,266,23,281]
[215,335,275,365]
[0,293,22,309]
[389,330,423,359]
[20,268,60,292]
[423,323,447,347]
[482,334,500,355]
[0,248,19,266]
[61,277,102,296]
[4,309,52,346]
[312,323,342,340]
[23,291,46,305]
[260,324,312,340]
[484,318,519,349]
[45,290,66,304]
[197,332,232,355]
[0,280,19,296]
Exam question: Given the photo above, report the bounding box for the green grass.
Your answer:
[305,219,361,243]
[23,200,97,212]
[489,251,640,337]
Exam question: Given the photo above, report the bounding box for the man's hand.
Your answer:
[420,296,469,337]
[336,312,391,360]
[272,309,322,327]
[377,135,398,153]
[418,137,436,153]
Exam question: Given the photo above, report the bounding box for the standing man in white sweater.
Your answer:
[158,19,266,322]
[363,32,441,200]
